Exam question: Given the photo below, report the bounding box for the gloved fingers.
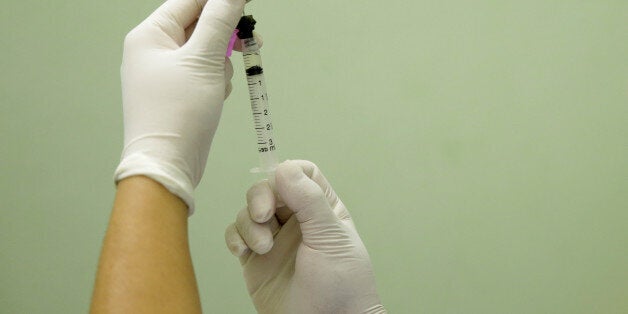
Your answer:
[147,0,206,43]
[246,180,275,223]
[225,57,234,81]
[184,18,198,42]
[235,207,279,255]
[249,215,300,266]
[276,160,350,220]
[186,24,262,54]
[224,222,249,257]
[224,57,234,98]
[275,206,293,225]
[225,82,233,99]
[225,82,233,98]
[275,160,339,229]
[289,160,350,219]
[232,32,264,52]
[186,0,245,53]
[276,160,357,250]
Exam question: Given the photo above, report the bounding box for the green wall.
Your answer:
[2,0,627,313]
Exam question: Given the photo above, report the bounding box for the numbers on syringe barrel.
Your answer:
[247,82,276,150]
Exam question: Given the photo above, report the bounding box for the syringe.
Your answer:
[236,15,280,184]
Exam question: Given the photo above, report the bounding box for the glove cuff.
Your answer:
[114,153,195,216]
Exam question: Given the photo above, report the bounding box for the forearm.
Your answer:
[91,176,201,314]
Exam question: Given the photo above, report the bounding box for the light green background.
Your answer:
[2,0,627,313]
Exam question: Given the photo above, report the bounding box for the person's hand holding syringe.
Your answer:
[94,0,386,312]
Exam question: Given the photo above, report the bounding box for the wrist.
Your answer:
[114,152,195,215]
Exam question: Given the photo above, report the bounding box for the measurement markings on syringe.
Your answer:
[237,14,280,170]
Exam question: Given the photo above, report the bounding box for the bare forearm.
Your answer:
[91,176,201,314]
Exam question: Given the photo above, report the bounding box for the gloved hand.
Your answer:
[225,160,387,314]
[114,0,245,214]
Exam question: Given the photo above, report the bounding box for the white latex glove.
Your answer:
[225,160,387,314]
[114,0,245,214]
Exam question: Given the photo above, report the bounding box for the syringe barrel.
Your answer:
[240,27,279,175]
[237,15,284,205]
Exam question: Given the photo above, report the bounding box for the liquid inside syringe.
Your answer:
[237,15,279,175]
